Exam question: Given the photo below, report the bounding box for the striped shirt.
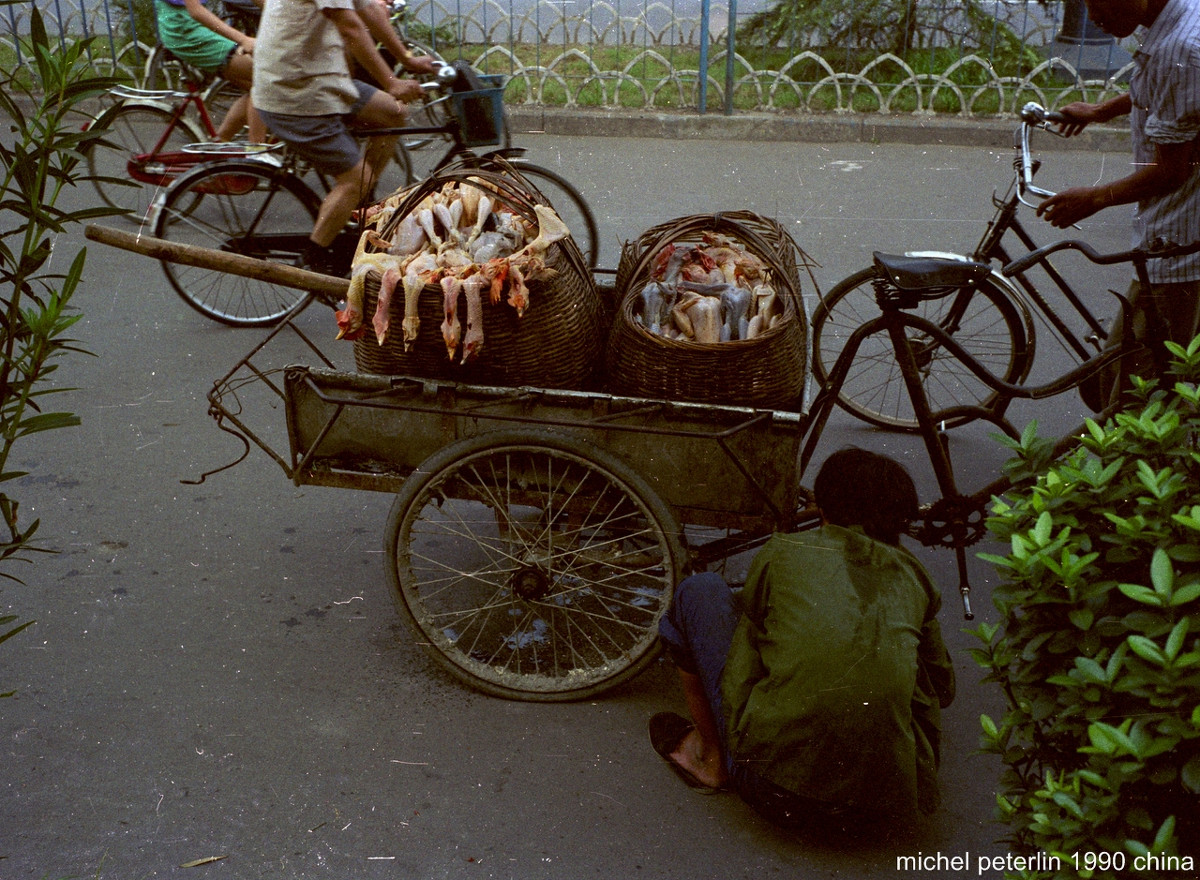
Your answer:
[1131,0,1200,282]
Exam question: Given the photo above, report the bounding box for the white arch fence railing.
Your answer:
[3,0,1136,117]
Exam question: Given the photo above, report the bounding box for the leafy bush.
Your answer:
[971,338,1200,877]
[2,9,122,689]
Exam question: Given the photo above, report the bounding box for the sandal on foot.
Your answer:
[649,711,727,795]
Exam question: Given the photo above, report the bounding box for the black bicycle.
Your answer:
[811,102,1122,431]
[799,237,1200,617]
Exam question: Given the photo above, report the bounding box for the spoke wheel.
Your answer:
[811,265,1031,431]
[151,160,322,326]
[386,431,685,701]
[85,102,207,222]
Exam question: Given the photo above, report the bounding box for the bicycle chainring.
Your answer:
[911,494,989,548]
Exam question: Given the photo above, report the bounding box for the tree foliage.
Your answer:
[739,0,1041,71]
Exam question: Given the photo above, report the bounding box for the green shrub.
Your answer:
[2,8,122,691]
[971,338,1200,878]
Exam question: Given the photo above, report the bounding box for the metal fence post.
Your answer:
[698,0,710,114]
[722,0,735,115]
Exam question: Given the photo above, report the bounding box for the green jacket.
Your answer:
[720,525,956,814]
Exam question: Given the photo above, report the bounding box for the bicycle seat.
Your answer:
[873,252,992,292]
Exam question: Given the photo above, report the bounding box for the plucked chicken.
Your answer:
[338,180,570,363]
[634,233,785,342]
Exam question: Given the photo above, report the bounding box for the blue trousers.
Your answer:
[658,572,822,828]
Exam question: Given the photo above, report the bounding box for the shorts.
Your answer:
[256,82,377,177]
[155,1,238,73]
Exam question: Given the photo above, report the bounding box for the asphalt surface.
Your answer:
[2,118,1135,878]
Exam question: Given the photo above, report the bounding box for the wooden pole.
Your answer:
[84,224,351,301]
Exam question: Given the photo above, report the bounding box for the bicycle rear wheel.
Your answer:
[84,102,207,222]
[508,159,599,269]
[151,160,322,326]
[811,265,1031,431]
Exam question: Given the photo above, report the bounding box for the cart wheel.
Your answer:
[385,430,686,701]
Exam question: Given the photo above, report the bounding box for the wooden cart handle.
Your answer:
[84,224,351,301]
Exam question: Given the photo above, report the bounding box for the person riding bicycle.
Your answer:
[1037,0,1200,396]
[649,447,956,829]
[154,0,266,142]
[250,0,438,277]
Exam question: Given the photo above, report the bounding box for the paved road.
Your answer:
[3,130,1131,878]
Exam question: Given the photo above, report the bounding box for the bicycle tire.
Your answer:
[151,160,322,327]
[84,102,208,222]
[142,44,188,92]
[811,264,1031,431]
[507,159,599,269]
[384,429,685,701]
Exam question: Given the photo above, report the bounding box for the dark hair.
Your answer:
[812,447,918,545]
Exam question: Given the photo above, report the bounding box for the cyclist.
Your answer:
[154,0,266,142]
[251,0,438,277]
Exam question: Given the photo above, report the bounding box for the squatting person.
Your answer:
[649,447,956,828]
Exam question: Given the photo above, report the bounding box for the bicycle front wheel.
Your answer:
[151,160,322,326]
[385,430,685,701]
[811,265,1031,431]
[508,160,599,269]
[85,102,207,222]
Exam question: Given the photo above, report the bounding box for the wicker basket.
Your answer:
[605,212,815,411]
[352,156,605,389]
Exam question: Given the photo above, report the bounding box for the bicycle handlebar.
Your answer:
[1003,237,1200,278]
[1015,101,1067,205]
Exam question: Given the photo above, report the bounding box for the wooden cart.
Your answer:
[88,224,984,703]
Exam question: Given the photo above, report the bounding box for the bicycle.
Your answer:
[810,101,1120,432]
[799,236,1200,617]
[146,63,598,327]
[83,73,225,220]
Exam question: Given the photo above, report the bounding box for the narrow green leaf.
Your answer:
[1169,581,1200,606]
[980,714,998,738]
[1183,756,1200,794]
[1151,548,1175,596]
[1128,635,1168,667]
[1164,619,1188,662]
[1118,582,1165,606]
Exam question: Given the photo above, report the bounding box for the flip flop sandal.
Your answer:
[648,711,727,795]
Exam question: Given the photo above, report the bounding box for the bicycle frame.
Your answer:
[107,82,221,186]
[972,167,1109,361]
[936,105,1113,371]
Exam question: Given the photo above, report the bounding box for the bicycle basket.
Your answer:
[448,68,506,148]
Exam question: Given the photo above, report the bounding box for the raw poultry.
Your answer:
[635,233,785,343]
[337,179,571,364]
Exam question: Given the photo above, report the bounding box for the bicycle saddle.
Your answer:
[873,252,992,291]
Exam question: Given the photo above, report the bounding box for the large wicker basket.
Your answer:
[605,212,815,411]
[351,156,605,389]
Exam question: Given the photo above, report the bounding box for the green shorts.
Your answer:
[155,1,237,73]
